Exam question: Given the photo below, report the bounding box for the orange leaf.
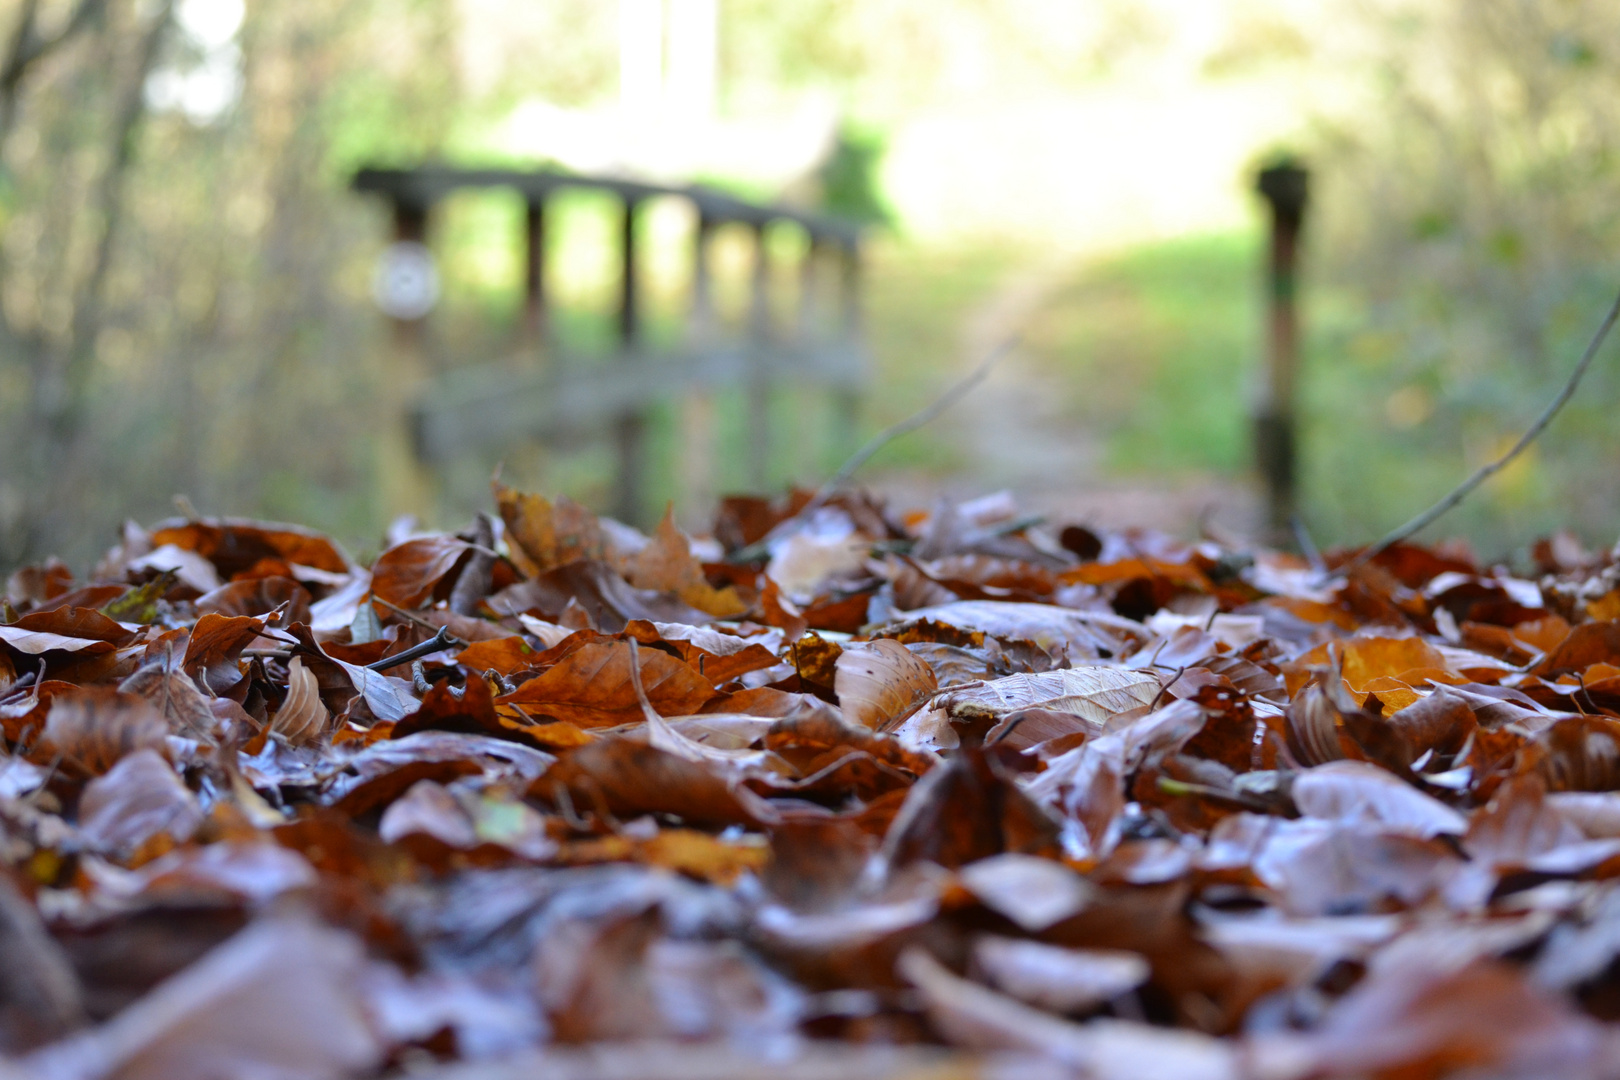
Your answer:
[457,635,540,677]
[1340,637,1452,696]
[492,480,604,577]
[627,506,747,618]
[498,640,718,727]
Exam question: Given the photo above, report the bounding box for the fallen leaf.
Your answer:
[958,853,1094,931]
[883,747,1061,870]
[835,639,938,731]
[77,749,203,858]
[1248,956,1613,1080]
[628,507,748,617]
[119,658,218,741]
[1291,760,1468,837]
[898,948,1236,1079]
[369,535,471,608]
[934,666,1161,727]
[40,688,170,776]
[538,737,778,828]
[271,657,330,747]
[493,481,605,576]
[500,640,718,727]
[23,914,382,1080]
[972,937,1149,1014]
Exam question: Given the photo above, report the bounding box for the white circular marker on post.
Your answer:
[371,241,439,320]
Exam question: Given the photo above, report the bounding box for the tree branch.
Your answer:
[1333,285,1620,579]
[0,0,108,141]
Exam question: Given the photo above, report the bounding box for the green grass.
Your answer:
[1024,233,1263,477]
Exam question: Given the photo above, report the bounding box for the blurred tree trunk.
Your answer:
[0,0,171,564]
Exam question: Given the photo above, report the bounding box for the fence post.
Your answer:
[1255,161,1308,543]
[522,198,548,348]
[679,209,719,525]
[379,196,438,522]
[389,201,430,351]
[746,220,772,491]
[799,234,822,343]
[613,197,647,524]
[833,237,863,460]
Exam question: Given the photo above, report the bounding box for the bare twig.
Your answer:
[370,595,443,633]
[731,334,1019,562]
[1333,286,1620,580]
[1149,665,1189,710]
[810,334,1019,511]
[365,626,462,672]
[1290,513,1326,577]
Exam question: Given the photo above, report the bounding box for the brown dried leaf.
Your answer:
[628,507,748,617]
[898,948,1235,1078]
[834,639,938,731]
[119,658,218,741]
[972,937,1149,1015]
[935,667,1160,726]
[896,600,1143,659]
[148,517,352,577]
[181,613,265,677]
[883,746,1060,870]
[369,535,471,608]
[78,749,203,858]
[1534,619,1620,677]
[499,640,718,728]
[456,634,542,677]
[23,915,382,1080]
[271,657,330,747]
[40,688,169,776]
[493,480,605,577]
[1248,957,1612,1080]
[537,737,777,828]
[1292,760,1468,837]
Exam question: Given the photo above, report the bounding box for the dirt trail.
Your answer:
[868,253,1261,538]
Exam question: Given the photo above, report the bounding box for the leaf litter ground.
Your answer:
[6,484,1620,1078]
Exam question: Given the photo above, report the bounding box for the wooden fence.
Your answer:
[353,166,867,523]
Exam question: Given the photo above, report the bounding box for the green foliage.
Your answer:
[816,123,892,225]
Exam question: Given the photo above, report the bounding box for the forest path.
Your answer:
[867,250,1261,538]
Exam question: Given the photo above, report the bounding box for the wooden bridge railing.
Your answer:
[353,165,867,524]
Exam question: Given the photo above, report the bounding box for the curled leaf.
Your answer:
[272,657,330,747]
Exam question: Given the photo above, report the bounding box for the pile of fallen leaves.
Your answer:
[6,483,1620,1079]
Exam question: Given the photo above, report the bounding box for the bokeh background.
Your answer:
[3,0,1619,569]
